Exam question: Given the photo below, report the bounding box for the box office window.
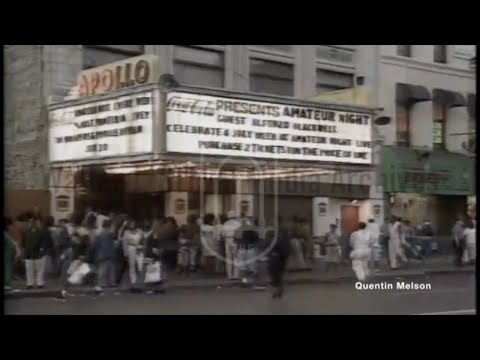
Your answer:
[316,69,353,94]
[396,103,411,147]
[397,45,412,57]
[83,45,144,69]
[433,102,447,149]
[249,58,294,97]
[174,46,225,88]
[434,45,447,64]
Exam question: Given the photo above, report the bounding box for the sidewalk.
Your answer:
[5,255,475,299]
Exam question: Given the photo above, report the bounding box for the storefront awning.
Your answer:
[467,93,476,118]
[396,83,431,106]
[433,89,467,108]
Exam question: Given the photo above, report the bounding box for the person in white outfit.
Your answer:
[462,219,476,265]
[201,214,219,274]
[121,220,144,288]
[388,216,407,269]
[350,222,372,282]
[222,211,241,280]
[367,219,381,269]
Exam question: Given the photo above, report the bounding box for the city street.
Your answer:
[5,273,475,315]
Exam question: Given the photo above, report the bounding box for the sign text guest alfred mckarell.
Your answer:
[355,282,432,290]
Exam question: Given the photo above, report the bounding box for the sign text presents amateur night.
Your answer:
[166,92,373,164]
[49,91,154,162]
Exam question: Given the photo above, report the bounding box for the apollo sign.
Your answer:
[77,55,161,98]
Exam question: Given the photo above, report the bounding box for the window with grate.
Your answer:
[434,45,447,63]
[315,69,353,94]
[396,103,411,147]
[83,45,144,69]
[397,45,412,57]
[174,46,225,88]
[249,58,294,96]
[433,102,447,149]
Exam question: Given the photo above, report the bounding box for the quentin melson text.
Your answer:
[355,282,432,290]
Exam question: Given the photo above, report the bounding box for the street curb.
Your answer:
[5,267,474,300]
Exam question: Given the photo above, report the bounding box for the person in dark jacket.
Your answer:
[163,217,179,271]
[24,216,51,289]
[267,217,291,299]
[93,219,116,294]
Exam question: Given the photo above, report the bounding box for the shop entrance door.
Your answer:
[341,205,359,235]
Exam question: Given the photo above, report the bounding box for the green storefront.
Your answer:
[382,146,475,234]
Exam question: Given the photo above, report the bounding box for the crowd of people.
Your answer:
[3,207,299,299]
[4,207,475,297]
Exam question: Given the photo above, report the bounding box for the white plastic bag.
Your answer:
[67,259,82,276]
[68,263,91,285]
[144,261,162,284]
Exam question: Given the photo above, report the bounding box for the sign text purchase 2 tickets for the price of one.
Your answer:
[166,93,373,164]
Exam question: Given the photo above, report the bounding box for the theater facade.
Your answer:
[48,56,382,237]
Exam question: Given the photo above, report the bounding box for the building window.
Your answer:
[397,45,411,57]
[396,103,411,147]
[83,45,144,69]
[316,69,353,94]
[433,102,447,149]
[434,45,447,63]
[249,58,294,96]
[316,46,354,64]
[249,45,294,53]
[174,46,225,88]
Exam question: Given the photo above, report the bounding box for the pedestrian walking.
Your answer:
[340,231,352,263]
[324,224,341,271]
[380,217,390,266]
[288,216,307,269]
[5,218,21,291]
[462,219,476,265]
[388,216,408,269]
[114,216,129,286]
[222,211,241,280]
[163,217,179,272]
[92,219,116,295]
[201,214,219,275]
[177,215,201,274]
[367,219,381,269]
[24,215,51,289]
[350,222,371,282]
[43,216,59,278]
[452,216,465,266]
[267,217,290,298]
[122,219,144,289]
[235,216,260,285]
[298,217,312,263]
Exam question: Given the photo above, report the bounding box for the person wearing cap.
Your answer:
[221,210,241,280]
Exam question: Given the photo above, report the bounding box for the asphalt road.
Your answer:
[5,273,475,315]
